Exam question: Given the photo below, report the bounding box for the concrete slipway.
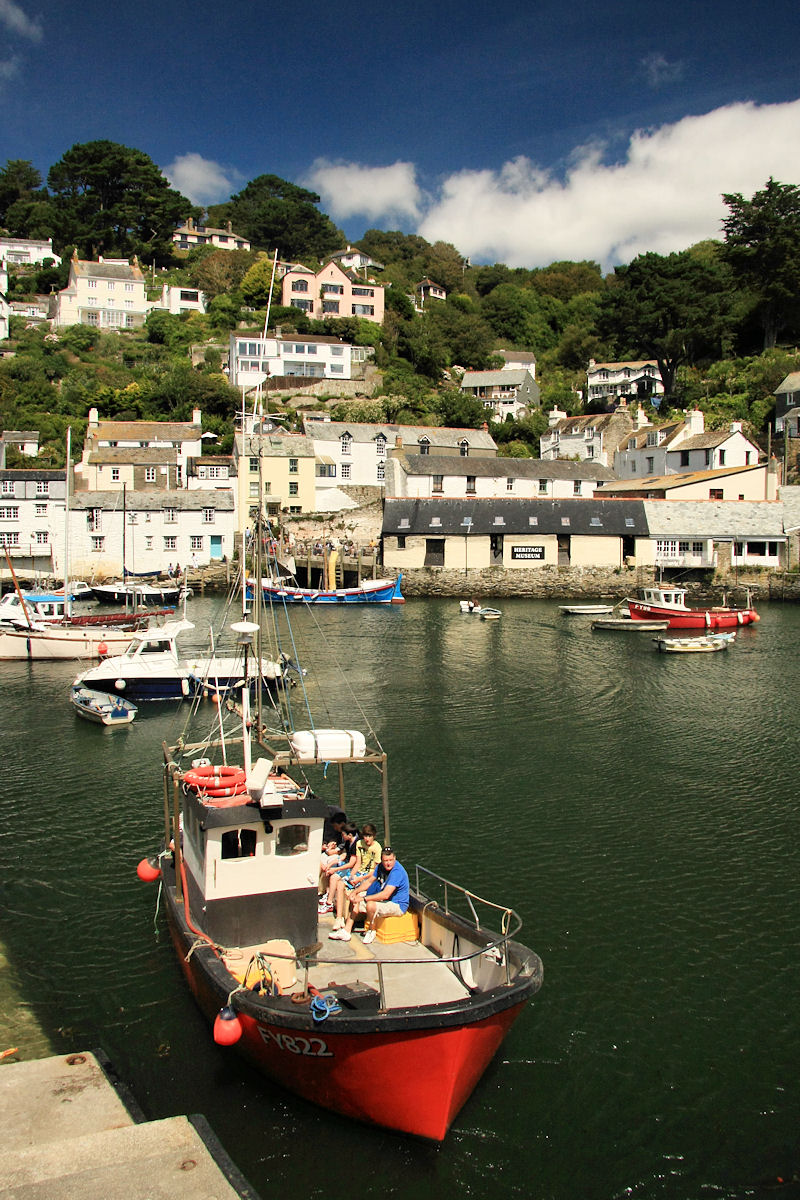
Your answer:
[0,1050,259,1199]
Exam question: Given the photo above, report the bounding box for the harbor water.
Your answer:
[1,596,799,1199]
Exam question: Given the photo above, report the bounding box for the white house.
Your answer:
[413,278,447,311]
[74,409,204,492]
[640,499,786,572]
[51,254,148,330]
[150,284,206,315]
[540,401,650,466]
[385,453,616,500]
[613,411,762,478]
[774,373,800,431]
[586,359,664,406]
[69,489,235,574]
[305,420,498,502]
[0,237,61,267]
[1,430,40,461]
[187,456,235,491]
[172,220,250,252]
[0,468,67,580]
[459,368,540,422]
[229,332,353,390]
[598,462,777,503]
[328,246,384,273]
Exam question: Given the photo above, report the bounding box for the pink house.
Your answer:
[281,261,385,324]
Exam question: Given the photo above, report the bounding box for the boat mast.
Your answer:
[64,427,71,616]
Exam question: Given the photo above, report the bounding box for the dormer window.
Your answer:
[376,436,386,457]
[419,438,430,456]
[341,434,352,455]
[459,441,469,457]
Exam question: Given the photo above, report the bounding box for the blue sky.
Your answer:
[3,0,800,270]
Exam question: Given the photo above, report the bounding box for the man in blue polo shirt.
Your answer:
[329,846,409,944]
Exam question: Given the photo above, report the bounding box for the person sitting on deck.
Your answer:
[329,846,409,945]
[318,822,359,914]
[329,824,382,930]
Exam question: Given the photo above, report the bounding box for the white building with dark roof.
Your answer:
[0,237,61,267]
[540,401,649,465]
[459,368,540,421]
[229,332,354,390]
[613,411,761,478]
[386,453,616,500]
[305,420,497,500]
[51,254,148,329]
[74,409,204,491]
[172,220,250,252]
[586,358,664,405]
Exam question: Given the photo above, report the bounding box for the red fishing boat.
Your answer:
[138,548,541,1140]
[626,586,759,629]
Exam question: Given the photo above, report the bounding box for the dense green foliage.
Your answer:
[2,143,800,462]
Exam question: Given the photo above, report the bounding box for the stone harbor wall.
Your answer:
[395,565,774,602]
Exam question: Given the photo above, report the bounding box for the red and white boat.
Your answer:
[138,572,541,1140]
[626,586,759,630]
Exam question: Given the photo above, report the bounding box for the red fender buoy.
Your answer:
[213,1005,243,1045]
[136,857,160,882]
[97,641,108,658]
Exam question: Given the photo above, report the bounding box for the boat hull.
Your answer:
[70,686,137,724]
[163,885,538,1141]
[628,601,758,629]
[260,575,404,605]
[0,625,135,661]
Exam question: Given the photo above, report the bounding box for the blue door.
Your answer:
[210,535,223,561]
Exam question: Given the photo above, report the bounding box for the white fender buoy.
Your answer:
[181,678,190,697]
[115,679,126,690]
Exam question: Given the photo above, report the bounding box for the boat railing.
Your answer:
[223,866,528,1009]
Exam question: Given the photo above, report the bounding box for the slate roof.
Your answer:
[86,447,178,465]
[547,412,621,434]
[236,433,315,459]
[73,259,144,282]
[88,419,201,442]
[0,468,64,481]
[775,372,800,394]
[2,430,38,442]
[460,369,532,387]
[642,500,785,539]
[618,420,686,451]
[599,464,765,494]
[497,349,537,366]
[676,430,753,452]
[588,359,658,372]
[382,497,649,536]
[398,453,616,481]
[306,421,497,451]
[70,490,234,512]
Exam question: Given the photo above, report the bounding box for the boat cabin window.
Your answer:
[141,639,173,654]
[276,824,310,856]
[220,828,258,859]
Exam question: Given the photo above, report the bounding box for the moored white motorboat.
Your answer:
[72,619,285,703]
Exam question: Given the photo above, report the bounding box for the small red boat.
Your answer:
[626,586,759,630]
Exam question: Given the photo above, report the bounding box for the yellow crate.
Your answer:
[374,910,419,945]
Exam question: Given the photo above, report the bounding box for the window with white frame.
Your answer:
[128,512,137,524]
[506,477,514,492]
[0,506,19,519]
[289,458,298,474]
[145,536,153,549]
[289,481,298,496]
[250,457,259,472]
[190,536,203,551]
[91,536,104,552]
[341,435,352,455]
[35,531,48,544]
[377,461,385,482]
[36,481,49,495]
[459,441,469,457]
[203,508,215,524]
[538,479,548,494]
[164,508,177,523]
[35,503,47,515]
[376,436,386,457]
[341,463,351,480]
[1,481,13,495]
[145,467,155,482]
[0,531,18,545]
[164,536,177,551]
[573,481,581,495]
[249,482,258,498]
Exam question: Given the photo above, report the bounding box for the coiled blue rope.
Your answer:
[310,994,342,1022]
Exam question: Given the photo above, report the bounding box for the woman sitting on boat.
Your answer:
[328,824,382,931]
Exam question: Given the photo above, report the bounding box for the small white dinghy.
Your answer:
[70,684,137,726]
[559,604,615,615]
[459,600,501,619]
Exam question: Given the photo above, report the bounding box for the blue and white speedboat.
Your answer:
[72,619,285,703]
[257,574,404,605]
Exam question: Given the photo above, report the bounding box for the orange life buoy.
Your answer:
[183,764,246,790]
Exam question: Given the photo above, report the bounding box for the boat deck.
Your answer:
[223,915,472,1009]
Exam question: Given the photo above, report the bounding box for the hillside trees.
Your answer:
[722,178,800,350]
[208,176,342,260]
[46,141,197,262]
[598,249,734,399]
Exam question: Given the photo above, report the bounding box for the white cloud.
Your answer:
[305,159,422,223]
[414,100,800,270]
[0,54,21,81]
[163,153,241,206]
[0,0,42,41]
